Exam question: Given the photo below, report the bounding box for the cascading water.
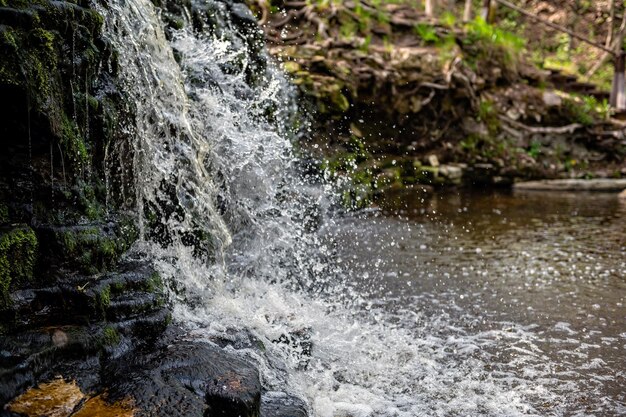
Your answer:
[93,0,616,416]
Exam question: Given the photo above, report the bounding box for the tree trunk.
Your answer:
[425,0,435,17]
[606,0,616,48]
[463,0,472,22]
[585,4,626,80]
[481,0,495,23]
[610,50,625,109]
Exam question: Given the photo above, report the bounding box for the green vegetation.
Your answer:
[477,98,499,134]
[0,226,38,307]
[564,94,611,126]
[145,272,164,293]
[527,140,541,159]
[102,326,121,346]
[259,0,621,197]
[414,23,439,43]
[0,204,8,224]
[462,17,524,72]
[97,285,111,314]
[54,225,134,275]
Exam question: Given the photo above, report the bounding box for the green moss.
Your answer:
[55,226,129,274]
[145,272,164,293]
[100,285,111,306]
[414,166,439,184]
[101,326,120,346]
[0,29,18,51]
[60,113,89,167]
[462,17,524,75]
[0,28,21,86]
[89,10,105,32]
[0,204,8,224]
[95,285,111,316]
[0,226,38,307]
[110,282,125,293]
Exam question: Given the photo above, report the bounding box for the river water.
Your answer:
[326,189,626,416]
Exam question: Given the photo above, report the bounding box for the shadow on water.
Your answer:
[327,188,626,415]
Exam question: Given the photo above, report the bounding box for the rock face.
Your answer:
[0,1,166,405]
[0,0,309,415]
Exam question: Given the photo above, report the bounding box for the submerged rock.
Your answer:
[5,378,85,417]
[5,377,134,417]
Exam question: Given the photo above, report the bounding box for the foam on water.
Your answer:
[96,0,622,415]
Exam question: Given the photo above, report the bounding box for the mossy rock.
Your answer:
[101,325,121,347]
[0,225,38,307]
[0,204,9,224]
[36,221,137,276]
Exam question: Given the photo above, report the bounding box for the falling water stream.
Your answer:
[96,0,626,415]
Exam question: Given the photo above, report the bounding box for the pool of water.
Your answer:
[326,189,626,415]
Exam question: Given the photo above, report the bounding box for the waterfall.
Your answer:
[96,0,549,415]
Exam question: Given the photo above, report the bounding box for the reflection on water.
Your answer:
[328,189,626,415]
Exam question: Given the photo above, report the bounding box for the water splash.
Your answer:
[93,0,610,415]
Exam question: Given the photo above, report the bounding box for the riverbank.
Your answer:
[250,0,626,206]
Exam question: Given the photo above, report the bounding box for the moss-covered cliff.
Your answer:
[0,0,170,408]
[0,1,309,415]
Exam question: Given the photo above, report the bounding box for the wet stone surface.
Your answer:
[261,392,309,417]
[103,328,262,417]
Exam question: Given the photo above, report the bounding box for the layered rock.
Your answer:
[0,0,309,415]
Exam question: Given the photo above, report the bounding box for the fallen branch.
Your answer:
[419,81,449,90]
[584,6,626,80]
[499,116,583,134]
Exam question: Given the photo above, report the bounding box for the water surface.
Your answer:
[327,189,626,415]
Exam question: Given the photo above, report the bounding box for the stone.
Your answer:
[439,165,463,181]
[426,154,439,167]
[619,189,626,199]
[261,391,309,417]
[230,3,258,25]
[6,377,135,417]
[71,395,135,417]
[461,117,489,137]
[6,377,85,417]
[542,91,562,107]
[0,225,38,306]
[52,329,69,347]
[415,166,439,184]
[103,332,262,417]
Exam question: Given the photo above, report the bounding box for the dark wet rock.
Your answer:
[0,225,38,308]
[0,260,165,330]
[34,222,137,277]
[103,329,261,417]
[0,259,169,405]
[261,392,309,417]
[230,2,257,25]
